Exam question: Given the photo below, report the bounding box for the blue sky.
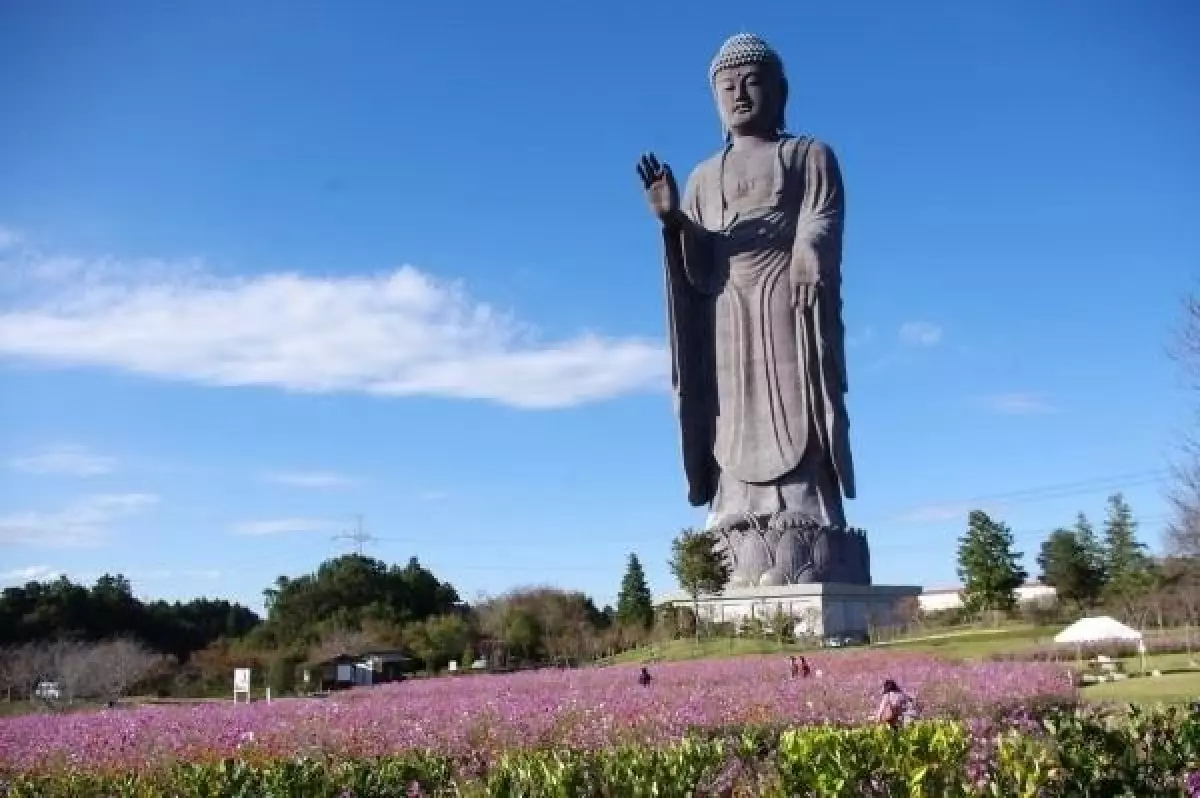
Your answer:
[1,1,1197,614]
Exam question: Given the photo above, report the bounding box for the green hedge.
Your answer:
[6,707,1200,797]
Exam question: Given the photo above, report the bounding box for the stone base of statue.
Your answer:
[656,581,922,640]
[709,512,871,587]
[658,514,919,639]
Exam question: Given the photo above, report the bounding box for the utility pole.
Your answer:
[332,514,376,556]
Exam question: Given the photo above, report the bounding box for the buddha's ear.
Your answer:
[777,74,789,133]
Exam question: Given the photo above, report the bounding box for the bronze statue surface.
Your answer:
[638,33,869,586]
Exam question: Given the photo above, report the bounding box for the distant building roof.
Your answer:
[309,649,410,667]
[921,581,1049,595]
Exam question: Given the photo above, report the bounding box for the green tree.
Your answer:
[1037,527,1103,608]
[1101,493,1154,617]
[266,652,302,695]
[668,528,730,641]
[503,609,542,661]
[616,553,654,630]
[0,573,260,662]
[260,554,460,648]
[1073,512,1108,589]
[956,510,1028,616]
[403,613,472,673]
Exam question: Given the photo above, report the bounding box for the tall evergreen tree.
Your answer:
[1037,527,1103,608]
[669,529,730,641]
[1073,512,1108,588]
[956,510,1028,615]
[1101,493,1154,613]
[616,554,654,630]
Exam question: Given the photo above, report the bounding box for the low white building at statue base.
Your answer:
[657,583,922,639]
[918,582,1057,613]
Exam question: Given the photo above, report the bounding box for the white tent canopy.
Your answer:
[1054,616,1143,645]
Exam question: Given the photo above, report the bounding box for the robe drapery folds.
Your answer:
[662,135,855,512]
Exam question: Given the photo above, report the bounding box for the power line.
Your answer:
[340,468,1171,548]
[939,468,1169,504]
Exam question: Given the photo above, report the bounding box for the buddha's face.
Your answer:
[714,62,783,137]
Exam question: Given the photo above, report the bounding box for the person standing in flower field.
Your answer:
[789,655,812,679]
[874,679,918,728]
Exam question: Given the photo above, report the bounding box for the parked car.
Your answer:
[822,634,869,648]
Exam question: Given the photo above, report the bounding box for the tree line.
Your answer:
[953,492,1200,630]
[0,549,693,702]
[953,291,1200,628]
[0,573,260,661]
[0,639,161,704]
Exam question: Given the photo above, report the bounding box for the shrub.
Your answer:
[266,653,302,696]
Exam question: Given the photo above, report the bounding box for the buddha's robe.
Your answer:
[662,135,855,529]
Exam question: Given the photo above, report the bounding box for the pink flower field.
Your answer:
[0,651,1075,775]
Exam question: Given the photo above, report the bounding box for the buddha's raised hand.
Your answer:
[636,152,679,224]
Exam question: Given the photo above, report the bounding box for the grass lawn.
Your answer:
[1082,671,1200,704]
[883,625,1061,659]
[602,636,809,665]
[605,624,1063,665]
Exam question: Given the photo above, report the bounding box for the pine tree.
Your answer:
[1037,528,1084,602]
[1073,512,1108,590]
[1037,528,1103,608]
[1101,493,1154,615]
[669,528,730,641]
[616,553,655,630]
[956,510,1028,616]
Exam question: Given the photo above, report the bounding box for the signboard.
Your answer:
[233,668,251,703]
[336,664,353,683]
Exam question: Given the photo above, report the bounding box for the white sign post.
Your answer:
[233,668,252,704]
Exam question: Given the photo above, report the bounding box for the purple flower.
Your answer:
[0,651,1075,776]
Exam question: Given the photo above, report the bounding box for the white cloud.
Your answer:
[419,490,450,502]
[0,227,21,252]
[0,493,158,548]
[898,321,943,347]
[0,234,667,409]
[8,444,116,476]
[232,517,339,536]
[980,393,1058,415]
[264,470,356,489]
[847,327,874,348]
[0,565,62,583]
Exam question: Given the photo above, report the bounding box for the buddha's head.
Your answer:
[709,33,788,140]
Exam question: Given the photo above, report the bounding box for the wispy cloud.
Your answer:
[898,321,943,347]
[264,470,356,489]
[0,233,667,409]
[232,517,340,536]
[0,565,62,583]
[0,493,158,548]
[980,393,1058,415]
[0,227,21,251]
[847,327,875,348]
[8,444,116,476]
[419,490,450,502]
